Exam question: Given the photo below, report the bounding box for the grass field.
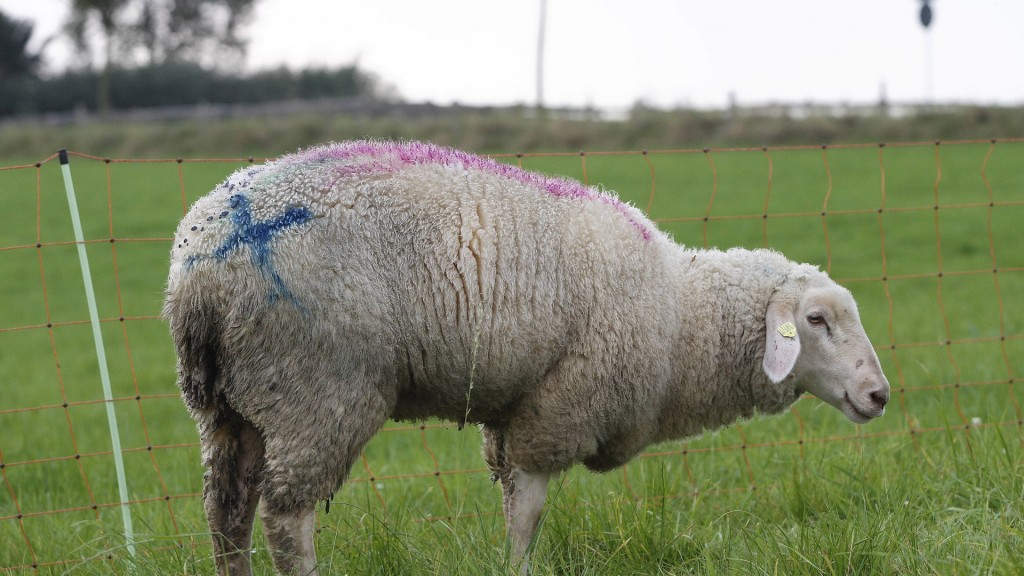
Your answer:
[1,139,1023,575]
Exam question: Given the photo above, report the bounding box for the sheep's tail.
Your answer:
[163,288,221,412]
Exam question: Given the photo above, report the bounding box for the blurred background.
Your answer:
[1,0,1022,158]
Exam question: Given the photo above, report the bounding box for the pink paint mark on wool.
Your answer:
[284,141,654,241]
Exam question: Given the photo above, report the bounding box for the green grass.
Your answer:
[1,140,1023,574]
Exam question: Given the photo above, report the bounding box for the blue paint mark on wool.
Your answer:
[201,193,314,306]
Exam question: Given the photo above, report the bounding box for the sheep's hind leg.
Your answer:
[258,381,393,575]
[200,410,265,576]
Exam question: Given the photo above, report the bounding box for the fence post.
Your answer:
[58,149,136,558]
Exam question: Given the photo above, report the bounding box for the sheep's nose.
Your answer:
[869,388,889,408]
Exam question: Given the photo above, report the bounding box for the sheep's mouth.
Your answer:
[843,393,879,423]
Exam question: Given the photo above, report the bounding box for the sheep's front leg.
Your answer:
[503,467,552,575]
[260,505,318,576]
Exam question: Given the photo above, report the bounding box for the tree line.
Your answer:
[1,63,384,117]
[0,2,386,118]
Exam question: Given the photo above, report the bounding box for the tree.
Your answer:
[130,0,256,68]
[0,9,44,81]
[65,0,258,114]
[68,0,129,115]
[67,0,258,68]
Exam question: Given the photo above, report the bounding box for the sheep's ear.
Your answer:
[763,299,800,384]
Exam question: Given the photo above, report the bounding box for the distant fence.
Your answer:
[0,98,586,128]
[0,139,1022,572]
[0,96,985,128]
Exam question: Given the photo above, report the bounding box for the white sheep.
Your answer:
[163,140,890,575]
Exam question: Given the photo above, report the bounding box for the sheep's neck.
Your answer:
[654,251,787,443]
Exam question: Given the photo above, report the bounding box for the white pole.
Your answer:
[924,28,933,104]
[536,0,547,110]
[920,0,935,105]
[58,149,136,558]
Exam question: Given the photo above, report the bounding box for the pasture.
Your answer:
[1,140,1022,574]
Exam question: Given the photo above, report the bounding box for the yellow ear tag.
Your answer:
[777,322,797,338]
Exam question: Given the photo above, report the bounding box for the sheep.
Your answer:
[163,140,890,575]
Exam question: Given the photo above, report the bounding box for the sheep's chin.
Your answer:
[839,395,875,424]
[804,386,875,424]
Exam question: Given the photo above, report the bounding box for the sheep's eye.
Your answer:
[807,313,826,325]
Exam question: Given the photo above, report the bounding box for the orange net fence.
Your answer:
[0,140,1022,571]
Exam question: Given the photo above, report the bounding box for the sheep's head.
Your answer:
[763,271,890,424]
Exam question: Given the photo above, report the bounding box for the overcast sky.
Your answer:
[5,0,1024,109]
